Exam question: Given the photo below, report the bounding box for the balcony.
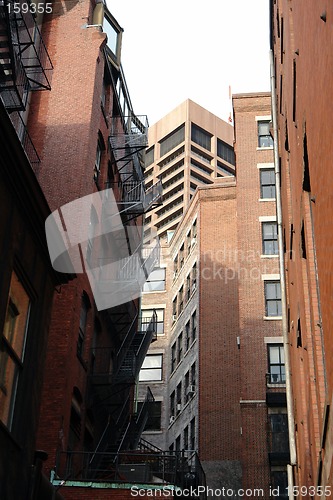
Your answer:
[52,448,207,498]
[109,114,148,182]
[109,178,163,216]
[90,310,157,392]
[0,0,52,111]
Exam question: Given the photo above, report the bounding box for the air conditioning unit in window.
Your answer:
[191,238,197,247]
[177,403,182,412]
[169,416,175,425]
[186,385,196,397]
[172,314,177,322]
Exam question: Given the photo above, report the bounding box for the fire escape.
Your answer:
[0,0,52,165]
[82,62,164,479]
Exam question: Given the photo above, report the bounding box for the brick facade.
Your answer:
[271,0,333,491]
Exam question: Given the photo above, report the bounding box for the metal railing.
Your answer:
[53,449,207,498]
[8,0,53,89]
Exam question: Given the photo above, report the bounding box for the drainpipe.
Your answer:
[269,49,297,474]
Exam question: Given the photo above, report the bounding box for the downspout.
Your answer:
[269,49,297,474]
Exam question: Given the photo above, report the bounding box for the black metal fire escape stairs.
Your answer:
[88,311,158,476]
[0,0,52,165]
[0,0,52,110]
[108,108,163,222]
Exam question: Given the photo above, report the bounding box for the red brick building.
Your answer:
[0,0,168,497]
[270,0,333,492]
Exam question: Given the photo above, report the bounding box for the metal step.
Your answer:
[0,73,13,81]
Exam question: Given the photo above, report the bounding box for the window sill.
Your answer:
[260,255,279,259]
[257,147,274,151]
[258,198,276,202]
[142,430,163,435]
[267,383,286,388]
[263,316,282,321]
[139,380,164,385]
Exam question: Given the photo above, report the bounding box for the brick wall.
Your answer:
[272,0,331,488]
[233,93,281,493]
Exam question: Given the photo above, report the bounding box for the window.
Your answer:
[192,219,197,239]
[191,311,197,341]
[171,343,177,373]
[77,292,90,358]
[178,286,184,314]
[141,308,164,335]
[94,141,102,181]
[260,169,276,199]
[191,362,196,387]
[139,354,163,381]
[187,231,191,256]
[262,222,278,255]
[191,123,212,151]
[190,417,196,450]
[175,435,181,451]
[172,297,177,322]
[143,267,166,292]
[268,344,285,383]
[185,321,190,351]
[173,255,178,278]
[0,271,30,430]
[186,274,191,301]
[258,120,273,148]
[103,14,122,64]
[217,138,235,165]
[145,146,154,168]
[185,371,190,395]
[184,425,189,450]
[137,401,162,431]
[159,124,185,157]
[265,281,282,317]
[269,413,289,451]
[179,244,184,268]
[176,382,182,413]
[177,333,183,364]
[170,391,175,418]
[192,263,197,291]
[217,161,235,176]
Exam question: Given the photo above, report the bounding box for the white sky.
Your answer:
[107,0,271,126]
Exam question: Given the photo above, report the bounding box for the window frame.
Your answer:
[139,353,163,382]
[141,308,165,335]
[268,344,285,384]
[258,120,274,148]
[0,270,31,431]
[264,281,282,318]
[262,221,279,255]
[143,267,166,293]
[260,168,276,199]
